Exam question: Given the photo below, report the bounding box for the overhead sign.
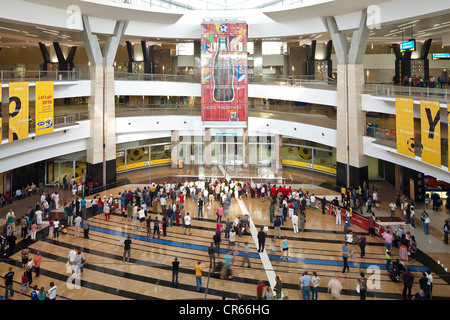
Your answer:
[432,53,450,60]
[400,40,416,52]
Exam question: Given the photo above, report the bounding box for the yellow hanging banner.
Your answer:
[0,82,2,144]
[8,82,29,142]
[395,97,415,157]
[35,81,54,135]
[448,103,450,171]
[420,100,441,167]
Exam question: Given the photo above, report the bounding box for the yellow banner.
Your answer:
[395,97,415,157]
[35,81,54,135]
[0,82,2,144]
[449,104,450,171]
[282,159,313,169]
[421,100,441,167]
[150,158,172,166]
[9,82,29,141]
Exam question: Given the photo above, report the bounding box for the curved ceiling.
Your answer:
[0,0,449,47]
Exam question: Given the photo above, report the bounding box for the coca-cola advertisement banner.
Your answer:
[201,22,248,123]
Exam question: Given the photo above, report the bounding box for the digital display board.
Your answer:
[201,22,248,125]
[432,53,450,60]
[400,40,416,52]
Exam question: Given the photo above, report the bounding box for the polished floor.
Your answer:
[1,166,449,300]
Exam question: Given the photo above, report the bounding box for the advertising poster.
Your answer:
[420,100,441,167]
[201,22,248,124]
[395,97,415,157]
[0,83,2,143]
[35,81,54,135]
[9,82,29,142]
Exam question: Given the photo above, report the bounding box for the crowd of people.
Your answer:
[1,174,446,301]
[400,74,446,88]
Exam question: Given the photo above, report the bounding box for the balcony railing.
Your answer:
[0,70,87,83]
[364,83,449,103]
[115,103,337,129]
[114,71,337,89]
[1,111,89,142]
[365,126,449,168]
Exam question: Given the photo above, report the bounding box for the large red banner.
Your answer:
[201,22,248,123]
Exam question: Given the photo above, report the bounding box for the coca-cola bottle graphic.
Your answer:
[213,37,234,102]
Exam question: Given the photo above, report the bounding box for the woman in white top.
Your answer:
[54,192,60,209]
[229,227,236,246]
[311,271,321,300]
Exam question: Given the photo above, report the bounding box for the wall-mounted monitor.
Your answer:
[400,40,416,52]
[432,53,450,60]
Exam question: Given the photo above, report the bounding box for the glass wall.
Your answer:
[211,135,244,165]
[45,155,86,185]
[249,135,275,166]
[179,136,205,165]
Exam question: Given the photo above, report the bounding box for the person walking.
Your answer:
[74,214,82,238]
[30,222,37,241]
[54,218,60,238]
[444,221,450,244]
[153,216,161,239]
[280,235,289,260]
[75,249,86,277]
[327,275,343,300]
[194,261,203,292]
[208,242,216,268]
[34,251,41,279]
[19,271,29,295]
[48,282,57,300]
[20,216,28,239]
[342,242,350,273]
[311,271,321,300]
[273,275,282,300]
[292,213,299,234]
[3,267,14,300]
[172,257,180,288]
[213,232,221,257]
[299,270,312,300]
[359,234,366,258]
[357,272,368,300]
[257,227,266,253]
[256,280,266,300]
[197,197,204,218]
[299,212,306,232]
[123,235,132,262]
[273,215,281,239]
[241,242,251,268]
[402,267,414,300]
[83,219,90,239]
[184,212,192,235]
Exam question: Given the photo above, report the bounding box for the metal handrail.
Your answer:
[0,70,86,83]
[364,83,449,103]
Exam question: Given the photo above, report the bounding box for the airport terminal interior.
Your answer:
[0,0,450,301]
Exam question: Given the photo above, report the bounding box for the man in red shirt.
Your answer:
[179,193,185,209]
[256,280,266,300]
[271,186,277,198]
[287,186,292,196]
[281,186,287,197]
